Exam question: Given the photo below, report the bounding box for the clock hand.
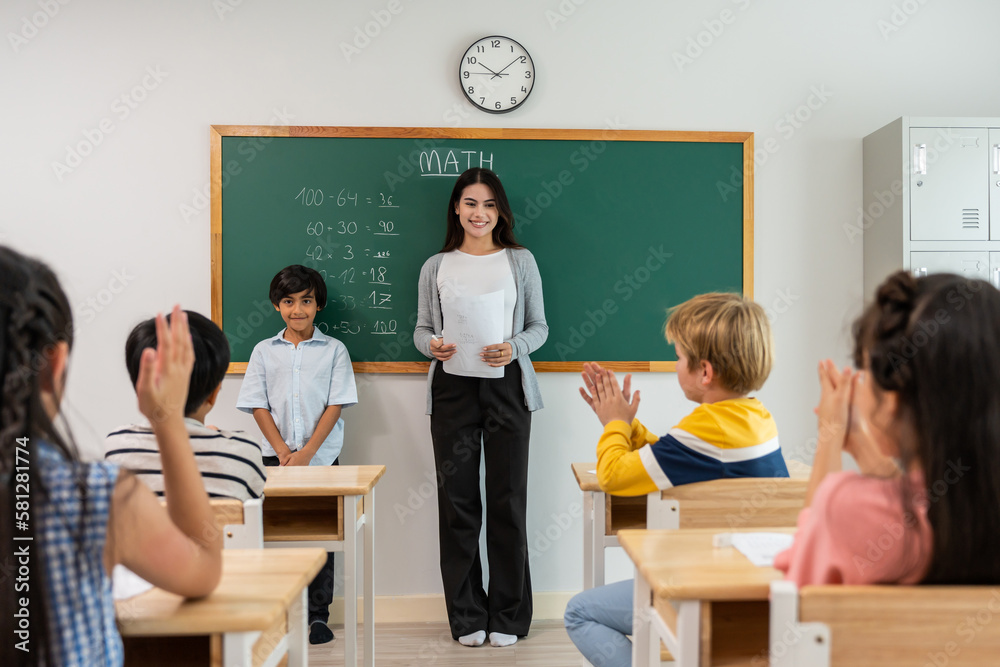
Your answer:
[493,56,523,78]
[476,62,504,77]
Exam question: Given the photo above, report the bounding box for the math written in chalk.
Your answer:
[294,183,408,339]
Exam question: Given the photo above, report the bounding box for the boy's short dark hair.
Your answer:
[269,264,327,310]
[125,310,230,417]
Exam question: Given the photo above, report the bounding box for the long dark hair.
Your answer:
[0,246,79,665]
[852,270,1000,584]
[441,168,523,252]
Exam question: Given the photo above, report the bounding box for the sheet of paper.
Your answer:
[111,564,154,600]
[730,532,795,567]
[442,290,505,379]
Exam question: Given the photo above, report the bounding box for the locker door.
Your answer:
[910,251,989,280]
[910,127,988,241]
[991,252,1000,289]
[991,129,1000,240]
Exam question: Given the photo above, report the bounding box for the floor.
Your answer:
[307,619,587,666]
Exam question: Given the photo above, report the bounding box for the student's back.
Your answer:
[566,291,786,667]
[105,310,265,501]
[0,247,223,666]
[35,445,123,664]
[776,270,1000,586]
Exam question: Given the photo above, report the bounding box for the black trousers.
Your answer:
[262,455,339,624]
[430,363,533,639]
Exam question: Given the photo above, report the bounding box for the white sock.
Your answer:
[489,631,517,647]
[458,630,486,647]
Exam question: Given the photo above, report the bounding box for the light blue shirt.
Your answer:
[236,327,358,465]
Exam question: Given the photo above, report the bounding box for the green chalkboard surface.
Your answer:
[211,127,753,373]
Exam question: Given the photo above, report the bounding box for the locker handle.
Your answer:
[914,267,928,278]
[993,145,1000,174]
[913,144,927,175]
[994,268,1000,290]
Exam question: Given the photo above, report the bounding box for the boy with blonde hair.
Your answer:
[565,292,788,667]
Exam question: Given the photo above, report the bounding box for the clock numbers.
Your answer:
[459,36,534,114]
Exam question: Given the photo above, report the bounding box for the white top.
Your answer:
[438,249,516,340]
[236,327,358,465]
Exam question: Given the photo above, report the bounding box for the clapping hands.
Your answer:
[578,362,641,426]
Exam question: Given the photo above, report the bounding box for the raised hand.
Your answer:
[136,305,194,427]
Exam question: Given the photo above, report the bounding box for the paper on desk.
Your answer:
[730,532,794,567]
[442,290,505,379]
[112,564,154,600]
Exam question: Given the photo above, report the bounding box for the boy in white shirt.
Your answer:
[237,264,358,644]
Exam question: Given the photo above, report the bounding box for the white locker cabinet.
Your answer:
[909,128,988,241]
[863,117,1000,299]
[910,251,989,281]
[991,129,1000,242]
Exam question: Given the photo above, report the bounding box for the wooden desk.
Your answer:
[117,547,326,667]
[263,465,386,667]
[618,527,795,667]
[572,460,810,591]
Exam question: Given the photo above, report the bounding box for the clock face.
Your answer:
[459,36,534,114]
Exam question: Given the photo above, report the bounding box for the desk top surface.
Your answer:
[572,460,812,494]
[618,527,795,601]
[116,547,326,636]
[571,462,600,491]
[263,464,386,496]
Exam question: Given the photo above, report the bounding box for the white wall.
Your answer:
[4,0,1000,599]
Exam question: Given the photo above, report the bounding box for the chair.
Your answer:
[210,497,264,549]
[770,581,1000,666]
[646,477,809,529]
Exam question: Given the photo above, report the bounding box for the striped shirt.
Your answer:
[596,397,787,496]
[104,418,266,500]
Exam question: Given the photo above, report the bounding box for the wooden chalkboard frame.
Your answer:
[211,126,754,374]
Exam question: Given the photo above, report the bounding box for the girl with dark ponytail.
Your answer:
[775,270,1000,585]
[0,246,223,666]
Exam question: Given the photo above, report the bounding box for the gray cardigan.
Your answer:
[414,247,548,414]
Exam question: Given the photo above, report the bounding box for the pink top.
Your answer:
[774,470,933,586]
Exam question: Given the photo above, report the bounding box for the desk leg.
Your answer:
[594,491,606,588]
[344,495,358,667]
[223,631,259,667]
[674,601,701,667]
[582,490,594,590]
[631,571,653,667]
[288,587,308,667]
[363,489,374,667]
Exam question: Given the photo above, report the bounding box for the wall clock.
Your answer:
[459,36,534,114]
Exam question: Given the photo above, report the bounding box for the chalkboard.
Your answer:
[210,127,753,373]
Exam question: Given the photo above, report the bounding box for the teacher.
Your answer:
[414,167,547,648]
